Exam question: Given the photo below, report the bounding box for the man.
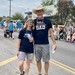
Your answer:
[17,20,22,31]
[69,22,74,41]
[33,6,57,75]
[0,20,4,29]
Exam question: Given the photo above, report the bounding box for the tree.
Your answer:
[12,12,24,20]
[57,0,74,24]
[41,0,55,6]
[71,5,75,17]
[0,17,2,21]
[71,5,75,22]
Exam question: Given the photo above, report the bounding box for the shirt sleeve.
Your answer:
[47,19,52,29]
[18,30,24,39]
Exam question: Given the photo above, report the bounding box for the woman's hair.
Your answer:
[25,18,34,30]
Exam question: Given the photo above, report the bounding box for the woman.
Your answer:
[16,19,34,75]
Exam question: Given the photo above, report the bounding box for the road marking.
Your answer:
[1,36,75,74]
[51,59,75,72]
[0,56,17,67]
[50,61,75,74]
[0,56,75,74]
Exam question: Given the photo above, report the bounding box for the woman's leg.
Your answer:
[19,60,24,74]
[25,53,33,75]
[18,52,25,75]
[25,60,31,75]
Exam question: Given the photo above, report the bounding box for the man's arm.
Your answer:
[49,28,57,50]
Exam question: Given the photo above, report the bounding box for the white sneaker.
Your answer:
[12,36,14,39]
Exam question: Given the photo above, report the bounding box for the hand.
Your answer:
[16,51,20,57]
[29,37,34,42]
[52,44,57,50]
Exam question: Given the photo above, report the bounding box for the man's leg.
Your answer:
[35,45,42,75]
[44,61,49,75]
[9,31,12,38]
[9,31,11,38]
[37,60,42,75]
[12,31,14,39]
[42,45,50,75]
[11,32,13,38]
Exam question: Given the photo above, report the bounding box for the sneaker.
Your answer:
[12,36,14,39]
[20,71,25,75]
[13,37,14,39]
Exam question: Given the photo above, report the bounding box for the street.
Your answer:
[0,29,75,75]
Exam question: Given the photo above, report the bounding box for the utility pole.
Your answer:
[8,0,13,19]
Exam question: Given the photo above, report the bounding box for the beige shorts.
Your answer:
[18,51,34,61]
[34,44,50,62]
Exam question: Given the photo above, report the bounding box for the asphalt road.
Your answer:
[0,28,75,75]
[50,40,75,69]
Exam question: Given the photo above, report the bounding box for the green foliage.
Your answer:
[0,17,2,21]
[41,0,55,6]
[12,12,24,20]
[71,6,75,17]
[57,0,74,23]
[41,0,75,24]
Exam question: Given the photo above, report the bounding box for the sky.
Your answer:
[0,0,75,17]
[0,0,42,17]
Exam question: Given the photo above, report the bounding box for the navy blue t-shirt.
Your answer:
[34,17,52,44]
[18,28,34,53]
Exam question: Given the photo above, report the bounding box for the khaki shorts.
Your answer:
[34,44,50,62]
[18,51,34,61]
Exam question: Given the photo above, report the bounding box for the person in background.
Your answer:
[54,28,59,40]
[0,21,2,28]
[72,29,75,43]
[17,19,34,75]
[69,22,74,41]
[0,20,4,29]
[17,20,22,31]
[59,28,64,40]
[66,30,71,42]
[13,21,17,32]
[4,20,7,28]
[8,20,14,39]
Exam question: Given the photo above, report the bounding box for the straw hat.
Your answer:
[33,6,45,14]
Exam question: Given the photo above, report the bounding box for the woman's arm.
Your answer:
[16,39,21,56]
[18,39,21,51]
